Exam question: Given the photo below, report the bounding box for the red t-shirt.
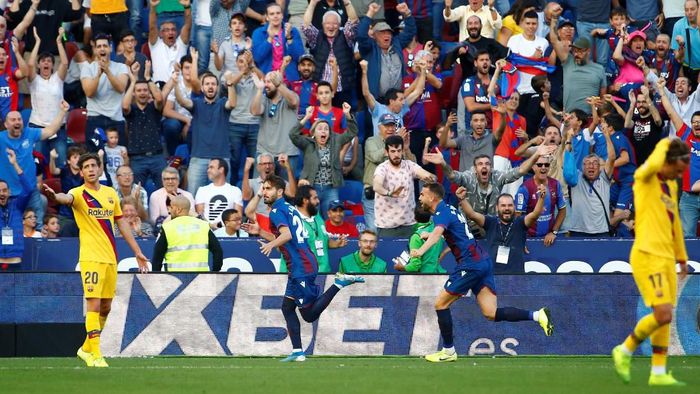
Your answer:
[324,220,359,238]
[493,110,527,165]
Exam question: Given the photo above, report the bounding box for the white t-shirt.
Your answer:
[195,0,213,26]
[104,145,127,185]
[507,34,549,95]
[29,73,65,127]
[149,37,188,83]
[213,227,249,237]
[80,61,129,120]
[195,182,243,224]
[166,77,193,119]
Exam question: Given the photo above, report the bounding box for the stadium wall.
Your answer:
[20,238,700,273]
[0,273,698,357]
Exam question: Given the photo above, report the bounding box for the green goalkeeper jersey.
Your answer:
[405,222,446,273]
[279,213,332,273]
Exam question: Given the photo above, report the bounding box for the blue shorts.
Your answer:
[611,182,633,210]
[284,275,321,308]
[444,260,496,296]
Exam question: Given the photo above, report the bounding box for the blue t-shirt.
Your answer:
[515,180,567,237]
[269,198,319,278]
[570,132,591,171]
[483,215,528,274]
[370,102,410,136]
[591,130,608,160]
[611,130,637,184]
[432,200,488,267]
[672,18,700,69]
[190,97,232,159]
[0,127,41,196]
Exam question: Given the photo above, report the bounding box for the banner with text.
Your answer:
[1,273,698,356]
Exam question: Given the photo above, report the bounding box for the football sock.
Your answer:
[494,307,531,322]
[281,298,302,349]
[299,285,339,323]
[650,323,670,375]
[443,346,455,355]
[82,314,108,353]
[86,311,102,358]
[623,313,660,354]
[436,309,454,348]
[531,310,539,321]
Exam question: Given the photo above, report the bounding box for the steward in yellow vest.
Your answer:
[151,196,223,271]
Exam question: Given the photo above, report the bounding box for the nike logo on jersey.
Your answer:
[300,281,306,288]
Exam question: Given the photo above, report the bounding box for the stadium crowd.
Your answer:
[0,0,698,272]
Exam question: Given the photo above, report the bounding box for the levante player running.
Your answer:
[411,183,553,362]
[245,175,364,362]
[44,153,149,367]
[612,138,690,386]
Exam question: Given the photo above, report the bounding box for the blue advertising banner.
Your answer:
[21,238,700,274]
[1,273,698,357]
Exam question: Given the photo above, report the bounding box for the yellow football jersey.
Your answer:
[631,139,688,262]
[70,185,123,265]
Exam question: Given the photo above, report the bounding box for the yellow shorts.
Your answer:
[630,249,677,307]
[80,261,117,299]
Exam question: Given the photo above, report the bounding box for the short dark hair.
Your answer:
[180,54,193,67]
[212,158,229,177]
[294,184,316,207]
[384,88,403,103]
[201,71,218,85]
[474,49,491,60]
[603,113,625,132]
[496,193,514,205]
[471,110,487,119]
[43,213,58,226]
[0,178,7,188]
[384,135,404,150]
[415,207,432,223]
[610,7,628,19]
[317,81,332,92]
[230,13,245,24]
[522,10,539,21]
[473,154,491,166]
[92,33,112,44]
[78,152,101,169]
[265,174,286,191]
[120,29,135,41]
[38,52,54,63]
[423,182,445,199]
[571,109,589,124]
[667,138,691,163]
[692,110,700,121]
[67,145,84,159]
[531,75,548,94]
[221,208,240,222]
[105,126,119,134]
[266,2,282,13]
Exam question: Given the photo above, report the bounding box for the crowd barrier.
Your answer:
[0,273,698,356]
[20,238,700,273]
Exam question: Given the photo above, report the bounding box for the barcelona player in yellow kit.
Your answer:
[611,138,690,386]
[44,153,149,368]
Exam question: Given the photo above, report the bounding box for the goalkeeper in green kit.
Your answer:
[279,185,347,273]
[394,207,447,273]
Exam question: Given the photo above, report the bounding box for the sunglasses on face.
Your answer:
[535,163,551,168]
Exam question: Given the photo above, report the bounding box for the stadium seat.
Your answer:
[43,178,62,214]
[338,180,363,204]
[440,66,462,110]
[66,108,87,144]
[141,42,151,60]
[64,41,79,63]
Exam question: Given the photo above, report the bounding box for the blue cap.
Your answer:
[380,113,397,125]
[329,200,344,210]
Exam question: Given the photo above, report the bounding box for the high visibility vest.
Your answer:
[162,215,211,271]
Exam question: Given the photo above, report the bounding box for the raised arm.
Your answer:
[172,71,194,110]
[56,27,69,80]
[657,77,685,132]
[178,0,193,45]
[641,85,663,126]
[601,125,616,178]
[41,101,70,140]
[148,0,160,46]
[11,37,28,80]
[405,67,427,106]
[122,67,137,115]
[548,15,570,63]
[250,74,265,116]
[624,90,636,129]
[12,0,40,40]
[438,112,458,149]
[27,28,41,82]
[359,60,376,110]
[223,72,237,110]
[524,184,546,228]
[303,0,319,27]
[612,31,625,65]
[456,186,485,227]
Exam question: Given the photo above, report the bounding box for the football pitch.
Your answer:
[1,356,698,393]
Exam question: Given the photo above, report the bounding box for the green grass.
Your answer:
[1,356,698,393]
